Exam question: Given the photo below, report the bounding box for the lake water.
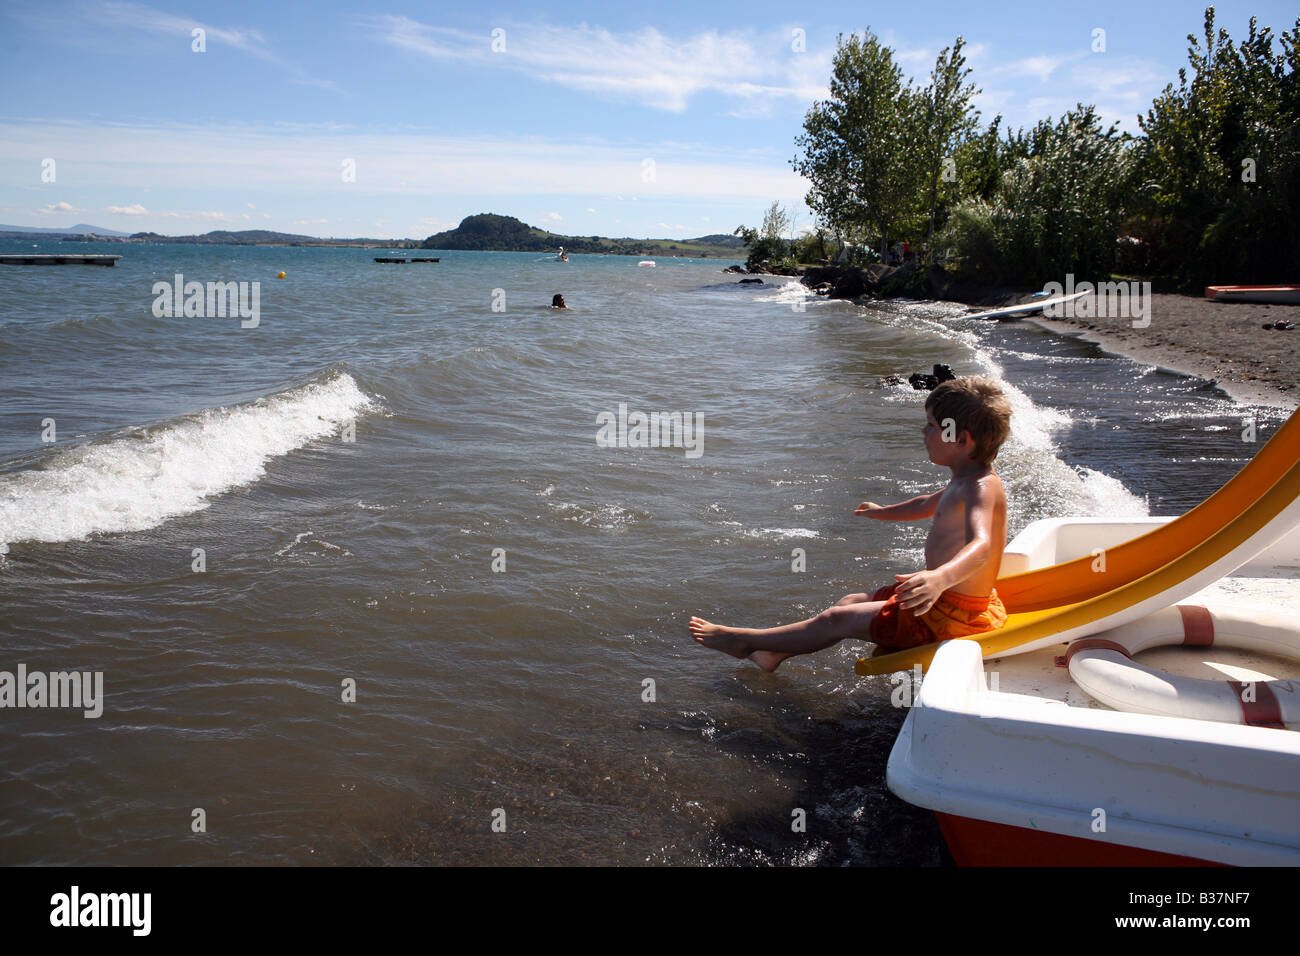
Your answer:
[0,240,1283,864]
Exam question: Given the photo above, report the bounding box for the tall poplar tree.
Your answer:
[917,38,980,255]
[792,32,922,261]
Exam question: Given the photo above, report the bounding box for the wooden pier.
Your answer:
[0,254,121,266]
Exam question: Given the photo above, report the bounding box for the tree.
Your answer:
[916,38,981,255]
[1133,8,1300,285]
[760,200,791,243]
[939,105,1133,283]
[733,201,793,270]
[950,115,1009,203]
[792,31,924,261]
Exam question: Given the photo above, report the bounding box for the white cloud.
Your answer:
[158,210,238,221]
[36,201,80,215]
[547,212,562,220]
[363,18,828,112]
[0,119,808,203]
[992,54,1077,84]
[294,218,329,225]
[412,218,453,234]
[968,45,1159,134]
[70,1,339,90]
[106,203,148,215]
[586,207,597,213]
[86,1,277,62]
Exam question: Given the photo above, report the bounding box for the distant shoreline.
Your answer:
[0,233,421,249]
[0,211,747,258]
[0,235,744,257]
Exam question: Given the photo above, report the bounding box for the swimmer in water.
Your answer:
[552,294,568,309]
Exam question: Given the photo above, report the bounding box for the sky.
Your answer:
[0,0,1293,239]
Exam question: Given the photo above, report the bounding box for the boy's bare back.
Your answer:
[857,395,1011,615]
[926,468,1006,598]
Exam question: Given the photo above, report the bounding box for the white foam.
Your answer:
[871,299,1150,523]
[275,531,314,557]
[0,372,374,548]
[752,280,815,305]
[741,527,820,540]
[973,350,1150,522]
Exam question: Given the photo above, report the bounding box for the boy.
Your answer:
[690,377,1012,671]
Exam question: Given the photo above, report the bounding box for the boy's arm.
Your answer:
[855,491,942,521]
[893,479,1001,613]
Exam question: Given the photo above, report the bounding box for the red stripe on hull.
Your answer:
[934,812,1229,866]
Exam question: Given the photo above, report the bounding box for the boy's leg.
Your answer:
[835,592,872,606]
[690,599,887,667]
[744,599,886,653]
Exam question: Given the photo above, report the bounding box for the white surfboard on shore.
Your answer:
[962,290,1088,321]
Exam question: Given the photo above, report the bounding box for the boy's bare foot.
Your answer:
[689,617,789,673]
[689,617,748,658]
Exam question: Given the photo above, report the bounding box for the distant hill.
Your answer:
[0,223,130,237]
[420,214,743,258]
[421,214,551,251]
[0,225,413,246]
[129,229,318,243]
[0,218,745,254]
[686,234,746,248]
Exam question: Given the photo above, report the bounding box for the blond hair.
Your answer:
[924,377,1012,465]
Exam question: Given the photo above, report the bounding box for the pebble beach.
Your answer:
[1022,293,1299,411]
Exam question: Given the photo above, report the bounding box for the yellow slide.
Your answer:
[857,405,1300,676]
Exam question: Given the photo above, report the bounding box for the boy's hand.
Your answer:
[893,570,946,615]
[855,502,887,517]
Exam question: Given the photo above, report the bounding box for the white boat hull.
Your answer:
[884,516,1300,866]
[889,638,1300,865]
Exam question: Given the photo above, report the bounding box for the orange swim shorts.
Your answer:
[867,582,1007,653]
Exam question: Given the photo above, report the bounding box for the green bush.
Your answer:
[938,106,1131,285]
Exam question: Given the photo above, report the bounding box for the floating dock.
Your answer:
[374,257,439,263]
[0,254,121,266]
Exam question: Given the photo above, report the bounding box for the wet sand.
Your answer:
[1018,293,1298,411]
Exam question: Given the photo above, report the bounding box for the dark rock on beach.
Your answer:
[908,364,957,391]
[799,263,1023,306]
